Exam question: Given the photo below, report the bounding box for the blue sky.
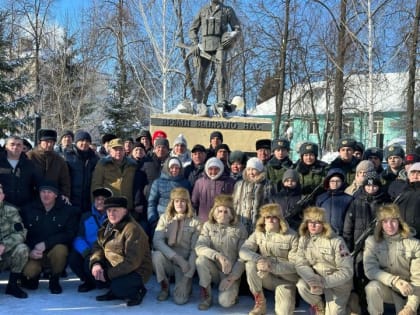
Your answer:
[54,0,88,26]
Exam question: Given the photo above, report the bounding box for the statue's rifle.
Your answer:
[176,42,221,64]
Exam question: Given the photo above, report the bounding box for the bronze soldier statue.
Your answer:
[189,0,240,116]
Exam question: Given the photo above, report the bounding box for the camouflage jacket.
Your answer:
[0,201,27,253]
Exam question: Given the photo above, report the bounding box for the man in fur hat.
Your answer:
[295,207,353,315]
[239,203,299,315]
[363,204,420,315]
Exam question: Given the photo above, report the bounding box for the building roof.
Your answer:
[251,72,419,116]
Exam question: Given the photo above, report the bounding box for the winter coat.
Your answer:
[147,158,191,226]
[0,152,42,207]
[380,166,402,190]
[363,234,420,311]
[294,159,328,196]
[90,214,152,282]
[295,233,353,289]
[184,163,205,188]
[27,147,71,197]
[239,229,299,282]
[91,156,138,210]
[327,156,359,185]
[232,171,272,234]
[271,184,303,231]
[195,221,248,280]
[0,201,27,252]
[73,206,107,258]
[191,173,235,222]
[266,156,293,189]
[141,154,167,198]
[394,182,420,239]
[63,147,99,211]
[21,198,78,250]
[343,189,390,252]
[153,215,201,278]
[316,169,353,236]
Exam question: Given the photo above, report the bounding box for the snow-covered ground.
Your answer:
[0,271,397,314]
[0,271,312,314]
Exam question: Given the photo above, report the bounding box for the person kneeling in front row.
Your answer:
[90,196,152,306]
[364,204,420,315]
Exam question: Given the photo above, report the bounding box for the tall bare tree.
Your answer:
[406,0,420,153]
[273,0,290,139]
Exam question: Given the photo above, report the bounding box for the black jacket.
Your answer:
[343,189,390,251]
[395,182,420,239]
[63,147,99,212]
[21,198,78,250]
[0,152,42,207]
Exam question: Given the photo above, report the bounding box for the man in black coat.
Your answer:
[63,131,99,212]
[394,162,420,239]
[21,181,78,294]
[0,136,42,207]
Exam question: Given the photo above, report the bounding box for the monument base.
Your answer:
[150,114,272,153]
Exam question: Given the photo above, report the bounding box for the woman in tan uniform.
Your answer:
[364,204,420,315]
[195,194,248,310]
[152,187,201,305]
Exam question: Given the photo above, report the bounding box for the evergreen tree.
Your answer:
[101,69,140,138]
[0,12,33,137]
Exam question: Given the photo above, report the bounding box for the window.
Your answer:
[373,120,383,134]
[343,119,355,135]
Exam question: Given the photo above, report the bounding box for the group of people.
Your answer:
[0,127,419,315]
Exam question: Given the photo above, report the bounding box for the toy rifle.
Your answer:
[176,42,221,64]
[350,218,377,257]
[284,182,324,219]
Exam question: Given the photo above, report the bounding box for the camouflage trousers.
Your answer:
[196,256,241,308]
[296,278,352,315]
[245,261,297,314]
[23,244,68,279]
[0,243,29,273]
[152,250,193,305]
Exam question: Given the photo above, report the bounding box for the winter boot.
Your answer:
[198,286,212,310]
[49,274,62,294]
[310,301,326,315]
[5,272,28,299]
[20,275,39,290]
[249,292,266,315]
[157,280,169,301]
[126,286,147,306]
[78,280,96,293]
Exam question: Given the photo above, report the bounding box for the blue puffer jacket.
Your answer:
[147,157,191,226]
[316,168,353,236]
[73,206,107,257]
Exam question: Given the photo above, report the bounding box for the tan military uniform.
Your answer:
[152,215,201,304]
[195,221,247,307]
[295,234,353,315]
[0,202,29,272]
[239,229,299,314]
[364,234,420,314]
